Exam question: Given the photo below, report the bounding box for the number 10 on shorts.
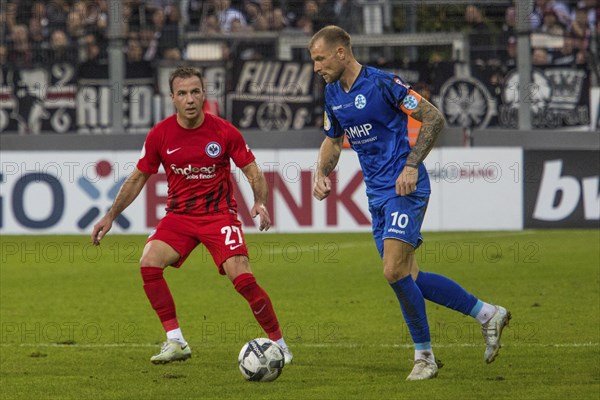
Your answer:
[391,211,409,228]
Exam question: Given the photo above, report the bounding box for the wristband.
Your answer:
[405,163,419,169]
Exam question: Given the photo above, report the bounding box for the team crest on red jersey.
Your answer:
[206,142,222,158]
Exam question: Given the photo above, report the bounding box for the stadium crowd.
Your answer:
[0,1,597,68]
[0,0,359,66]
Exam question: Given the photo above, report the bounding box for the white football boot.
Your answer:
[482,305,512,364]
[406,359,439,381]
[150,340,192,364]
[282,347,294,365]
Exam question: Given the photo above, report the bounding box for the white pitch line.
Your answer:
[2,342,598,349]
[245,232,539,256]
[333,231,537,251]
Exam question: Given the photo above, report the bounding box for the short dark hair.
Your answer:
[169,66,204,94]
[309,25,351,51]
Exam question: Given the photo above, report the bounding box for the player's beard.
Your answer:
[322,70,341,84]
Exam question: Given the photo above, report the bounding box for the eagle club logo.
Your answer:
[438,76,495,129]
[206,142,222,158]
[354,94,367,109]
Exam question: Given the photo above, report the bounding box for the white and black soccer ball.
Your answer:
[238,338,285,382]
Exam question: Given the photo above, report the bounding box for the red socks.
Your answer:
[141,267,179,332]
[141,268,281,341]
[233,273,282,341]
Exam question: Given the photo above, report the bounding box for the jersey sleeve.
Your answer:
[225,122,255,168]
[381,75,410,110]
[136,126,161,174]
[324,101,343,139]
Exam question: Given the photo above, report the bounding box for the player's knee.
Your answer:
[139,252,167,268]
[383,263,411,283]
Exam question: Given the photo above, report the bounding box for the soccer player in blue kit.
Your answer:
[309,26,511,380]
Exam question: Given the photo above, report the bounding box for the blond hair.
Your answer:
[309,25,352,53]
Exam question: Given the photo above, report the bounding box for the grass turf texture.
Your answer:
[1,230,598,399]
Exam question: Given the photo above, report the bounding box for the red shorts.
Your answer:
[147,212,249,274]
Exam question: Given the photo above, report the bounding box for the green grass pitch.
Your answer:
[1,230,598,399]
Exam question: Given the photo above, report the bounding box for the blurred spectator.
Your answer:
[200,14,223,35]
[574,0,597,28]
[229,17,249,33]
[0,44,9,70]
[126,39,153,77]
[163,47,182,61]
[506,36,517,68]
[531,0,547,30]
[29,16,50,64]
[575,47,588,64]
[271,7,290,31]
[85,0,109,37]
[143,8,179,61]
[127,39,145,62]
[464,5,497,66]
[571,6,592,49]
[538,9,567,36]
[46,0,69,32]
[186,0,203,29]
[147,0,176,14]
[0,7,15,40]
[8,25,33,68]
[81,33,103,63]
[0,5,16,42]
[243,0,261,28]
[31,2,51,38]
[548,0,572,27]
[296,0,329,35]
[553,35,578,65]
[215,0,248,33]
[162,4,182,55]
[500,6,516,42]
[283,1,304,28]
[49,29,78,64]
[531,0,572,30]
[67,10,87,41]
[247,0,290,32]
[125,0,144,33]
[532,47,551,64]
[333,0,354,33]
[572,35,590,65]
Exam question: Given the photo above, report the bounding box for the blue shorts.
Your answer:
[369,195,429,258]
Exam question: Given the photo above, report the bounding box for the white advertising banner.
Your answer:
[0,148,522,234]
[424,148,523,231]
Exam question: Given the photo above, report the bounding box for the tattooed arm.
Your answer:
[396,94,445,196]
[406,97,445,166]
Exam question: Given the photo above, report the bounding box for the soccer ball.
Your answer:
[238,338,285,382]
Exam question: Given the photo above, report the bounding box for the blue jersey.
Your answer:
[323,66,431,206]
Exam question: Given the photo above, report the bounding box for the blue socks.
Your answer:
[415,271,478,316]
[390,272,482,353]
[390,275,431,348]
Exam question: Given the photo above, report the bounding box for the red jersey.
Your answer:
[137,113,255,215]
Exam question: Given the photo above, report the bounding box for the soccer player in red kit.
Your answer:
[91,66,293,364]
